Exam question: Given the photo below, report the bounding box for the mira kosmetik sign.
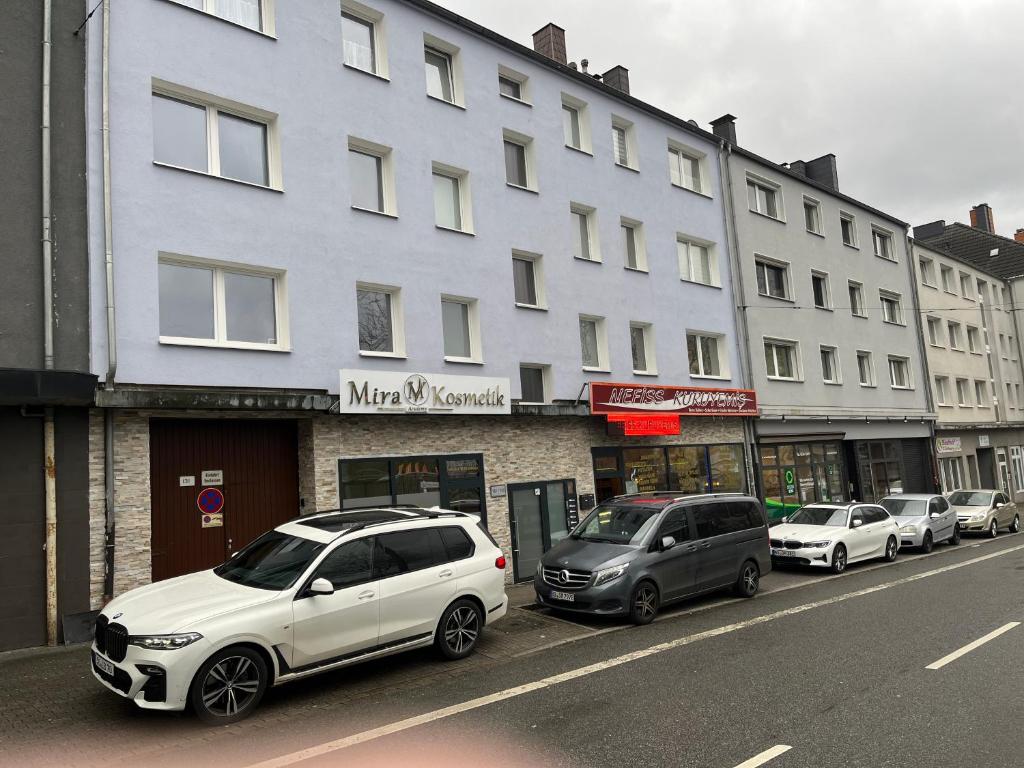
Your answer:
[339,370,511,415]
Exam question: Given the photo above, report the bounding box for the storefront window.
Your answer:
[593,444,747,502]
[623,447,668,494]
[857,441,903,501]
[668,447,708,493]
[393,458,440,507]
[708,445,745,493]
[340,458,391,508]
[446,457,480,479]
[447,486,483,515]
[759,440,846,520]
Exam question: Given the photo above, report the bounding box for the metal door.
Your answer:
[997,449,1011,495]
[508,479,574,582]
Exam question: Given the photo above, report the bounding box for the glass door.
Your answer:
[508,479,574,582]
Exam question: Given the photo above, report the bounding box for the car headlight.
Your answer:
[899,525,917,534]
[128,633,203,650]
[971,512,987,521]
[803,541,831,549]
[593,563,629,587]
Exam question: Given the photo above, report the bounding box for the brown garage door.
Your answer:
[150,419,299,582]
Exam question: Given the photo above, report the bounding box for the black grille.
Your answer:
[770,539,782,548]
[94,614,109,654]
[783,540,802,549]
[104,623,129,662]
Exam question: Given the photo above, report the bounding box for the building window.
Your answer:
[927,316,943,347]
[872,227,895,261]
[959,272,973,299]
[432,163,472,233]
[441,296,479,362]
[424,37,460,105]
[561,94,590,152]
[152,87,277,188]
[956,378,971,407]
[888,356,911,389]
[804,197,822,235]
[940,265,955,293]
[967,325,981,353]
[341,2,385,76]
[579,315,607,370]
[1008,383,1015,411]
[1000,333,1008,358]
[934,376,950,406]
[158,257,286,350]
[356,283,402,356]
[747,176,780,219]
[347,136,395,215]
[840,213,857,247]
[687,332,724,378]
[758,441,846,515]
[512,251,544,308]
[764,338,799,381]
[857,350,875,387]
[502,129,535,190]
[811,271,831,309]
[630,323,656,375]
[819,346,840,384]
[611,117,636,169]
[755,258,789,300]
[880,291,903,325]
[571,204,599,262]
[621,218,647,271]
[977,279,988,304]
[174,0,268,32]
[848,281,865,317]
[678,237,715,286]
[519,365,548,403]
[593,445,747,502]
[947,321,963,350]
[919,257,936,286]
[668,143,703,193]
[497,65,528,103]
[976,380,989,406]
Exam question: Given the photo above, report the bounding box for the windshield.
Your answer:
[787,507,848,527]
[572,504,662,544]
[880,498,927,517]
[948,491,993,507]
[214,531,325,590]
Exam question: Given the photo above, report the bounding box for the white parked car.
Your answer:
[769,502,900,573]
[879,493,960,552]
[91,508,508,723]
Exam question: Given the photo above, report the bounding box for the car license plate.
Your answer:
[549,590,575,602]
[771,548,791,557]
[94,651,115,676]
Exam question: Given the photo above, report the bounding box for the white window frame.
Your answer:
[959,272,974,300]
[977,278,988,304]
[511,249,546,310]
[879,290,904,325]
[497,64,530,105]
[355,281,405,358]
[947,321,964,351]
[341,0,387,78]
[687,330,729,380]
[152,79,282,190]
[956,377,972,407]
[423,34,463,107]
[857,350,876,388]
[746,173,784,220]
[158,253,289,351]
[888,355,913,390]
[347,135,396,216]
[803,196,823,235]
[754,255,792,301]
[763,337,801,382]
[579,314,609,372]
[871,226,896,261]
[820,345,841,385]
[940,265,956,294]
[561,93,591,154]
[848,280,866,318]
[630,322,657,376]
[976,379,989,407]
[570,203,600,263]
[677,235,718,287]
[934,375,950,406]
[811,270,832,310]
[926,316,944,347]
[431,161,473,234]
[518,363,551,404]
[167,0,276,36]
[621,217,648,272]
[967,325,981,354]
[502,128,537,191]
[919,256,936,287]
[668,140,708,195]
[840,212,858,248]
[440,294,482,364]
[611,115,638,171]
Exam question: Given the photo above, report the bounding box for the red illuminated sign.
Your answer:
[606,413,681,436]
[590,382,758,417]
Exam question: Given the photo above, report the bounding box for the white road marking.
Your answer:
[246,542,1024,768]
[733,744,793,768]
[926,622,1021,670]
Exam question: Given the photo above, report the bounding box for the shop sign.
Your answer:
[606,413,680,436]
[339,369,511,415]
[589,381,758,416]
[978,435,990,448]
[489,484,507,498]
[784,467,796,496]
[936,437,962,454]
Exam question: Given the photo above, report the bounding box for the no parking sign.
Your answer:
[198,487,224,528]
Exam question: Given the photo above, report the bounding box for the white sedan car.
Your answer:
[91,508,508,723]
[769,502,900,573]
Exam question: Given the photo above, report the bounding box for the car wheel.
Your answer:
[734,560,760,598]
[950,523,961,545]
[628,581,659,625]
[436,599,483,660]
[921,531,934,554]
[884,536,898,562]
[189,646,267,725]
[830,544,847,574]
[989,518,999,538]
[1011,515,1021,534]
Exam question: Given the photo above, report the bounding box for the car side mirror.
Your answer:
[996,503,1005,509]
[929,511,941,519]
[780,516,789,524]
[660,536,677,551]
[851,518,864,528]
[309,578,334,596]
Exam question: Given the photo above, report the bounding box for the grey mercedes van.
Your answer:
[533,493,770,624]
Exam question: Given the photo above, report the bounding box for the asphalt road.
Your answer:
[7,534,1024,768]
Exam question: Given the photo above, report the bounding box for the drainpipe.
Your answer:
[905,234,938,491]
[717,139,759,495]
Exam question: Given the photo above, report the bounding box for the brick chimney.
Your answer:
[710,114,737,145]
[788,160,807,176]
[532,23,567,65]
[914,220,946,240]
[1015,228,1024,244]
[602,65,629,94]
[970,203,995,233]
[804,154,838,191]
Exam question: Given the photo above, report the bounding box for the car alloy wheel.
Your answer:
[1012,515,1020,534]
[885,536,898,561]
[831,544,847,574]
[921,531,933,554]
[990,519,999,538]
[738,562,759,597]
[444,606,480,656]
[629,582,659,625]
[950,524,961,545]
[197,653,263,722]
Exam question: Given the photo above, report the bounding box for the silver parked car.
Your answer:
[879,494,960,552]
[947,490,1021,537]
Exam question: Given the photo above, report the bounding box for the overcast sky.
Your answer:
[440,0,1024,237]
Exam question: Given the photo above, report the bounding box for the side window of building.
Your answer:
[438,526,475,561]
[372,529,444,577]
[314,538,373,590]
[657,508,691,544]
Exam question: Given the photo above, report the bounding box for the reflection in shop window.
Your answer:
[393,458,440,507]
[340,459,391,508]
[447,486,482,515]
[668,447,708,493]
[623,447,668,494]
[709,445,746,493]
[446,457,480,479]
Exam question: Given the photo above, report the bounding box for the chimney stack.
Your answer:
[970,203,995,233]
[710,114,737,145]
[1015,229,1024,244]
[804,154,838,191]
[913,220,946,240]
[532,23,567,65]
[788,160,807,177]
[602,65,630,94]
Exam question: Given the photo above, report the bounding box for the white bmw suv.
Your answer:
[91,508,508,723]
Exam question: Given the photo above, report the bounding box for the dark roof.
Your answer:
[401,0,908,228]
[917,222,1024,280]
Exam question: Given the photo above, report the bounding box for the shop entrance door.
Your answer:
[508,479,574,582]
[996,448,1011,495]
[977,448,996,488]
